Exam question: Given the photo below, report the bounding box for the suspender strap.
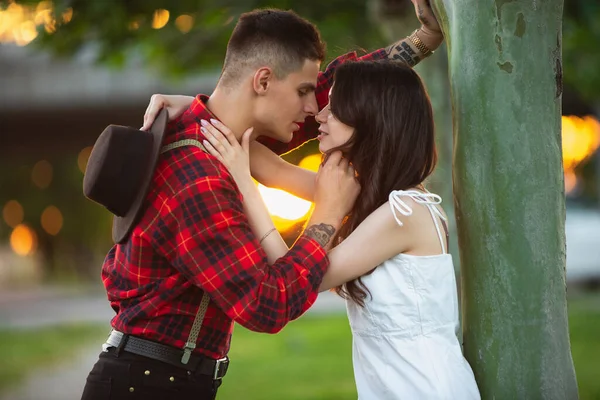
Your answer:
[160,138,208,154]
[181,292,210,364]
[160,138,211,364]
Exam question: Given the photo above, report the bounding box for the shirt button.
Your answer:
[129,387,135,392]
[169,376,175,382]
[144,370,151,376]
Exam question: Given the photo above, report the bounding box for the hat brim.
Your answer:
[112,108,169,244]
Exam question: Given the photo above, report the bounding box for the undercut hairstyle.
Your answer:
[219,9,326,87]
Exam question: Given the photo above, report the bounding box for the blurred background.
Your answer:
[0,0,599,399]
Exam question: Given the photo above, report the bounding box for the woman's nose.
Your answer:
[316,106,329,123]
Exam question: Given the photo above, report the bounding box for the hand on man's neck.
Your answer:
[206,86,257,142]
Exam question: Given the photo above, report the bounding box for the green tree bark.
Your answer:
[432,0,578,398]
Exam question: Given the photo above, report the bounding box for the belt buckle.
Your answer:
[213,357,228,380]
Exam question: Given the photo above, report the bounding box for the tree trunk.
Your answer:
[432,0,578,398]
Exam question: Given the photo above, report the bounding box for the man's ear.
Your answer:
[252,67,273,95]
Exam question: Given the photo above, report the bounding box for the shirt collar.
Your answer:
[188,94,216,121]
[165,94,215,145]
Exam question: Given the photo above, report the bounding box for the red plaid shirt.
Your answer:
[102,48,387,359]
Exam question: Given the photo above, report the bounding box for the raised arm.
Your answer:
[384,0,443,67]
[200,121,358,265]
[157,157,351,333]
[258,0,444,155]
[140,2,444,140]
[202,126,289,264]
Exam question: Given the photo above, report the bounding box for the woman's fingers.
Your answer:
[201,120,232,155]
[202,139,225,164]
[202,128,229,158]
[208,119,238,147]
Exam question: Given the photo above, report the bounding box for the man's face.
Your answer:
[253,59,320,142]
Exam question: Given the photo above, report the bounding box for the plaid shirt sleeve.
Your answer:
[152,155,328,333]
[259,48,389,155]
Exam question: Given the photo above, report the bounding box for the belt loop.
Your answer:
[115,333,129,357]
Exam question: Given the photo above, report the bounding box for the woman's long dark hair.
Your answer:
[327,60,437,306]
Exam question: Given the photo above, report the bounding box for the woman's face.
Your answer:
[315,88,355,154]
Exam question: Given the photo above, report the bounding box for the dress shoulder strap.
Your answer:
[388,189,448,254]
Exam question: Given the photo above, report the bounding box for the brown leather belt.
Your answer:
[105,330,228,380]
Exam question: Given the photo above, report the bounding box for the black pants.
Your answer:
[81,348,222,400]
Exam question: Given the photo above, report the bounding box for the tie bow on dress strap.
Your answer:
[388,190,446,226]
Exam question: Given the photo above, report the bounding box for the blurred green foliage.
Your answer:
[2,0,599,281]
[6,0,598,102]
[563,1,600,103]
[0,155,113,281]
[12,0,385,76]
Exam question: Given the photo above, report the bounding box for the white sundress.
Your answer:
[346,190,480,399]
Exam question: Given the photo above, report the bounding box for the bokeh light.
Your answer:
[562,115,600,193]
[152,9,169,29]
[10,224,37,256]
[175,14,193,33]
[41,205,63,236]
[31,160,53,189]
[0,1,71,46]
[3,200,24,228]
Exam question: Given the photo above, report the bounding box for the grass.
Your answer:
[568,292,600,400]
[220,293,600,400]
[0,323,107,392]
[219,315,356,400]
[0,292,598,399]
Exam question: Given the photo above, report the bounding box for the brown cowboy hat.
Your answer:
[83,109,169,244]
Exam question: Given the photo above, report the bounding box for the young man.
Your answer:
[83,4,443,400]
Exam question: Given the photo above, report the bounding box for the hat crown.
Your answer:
[83,108,168,244]
[83,126,154,216]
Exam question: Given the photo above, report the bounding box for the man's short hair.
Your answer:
[220,9,326,86]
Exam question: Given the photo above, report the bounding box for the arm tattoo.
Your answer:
[305,223,336,248]
[386,40,421,67]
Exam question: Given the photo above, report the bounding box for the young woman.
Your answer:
[200,60,481,399]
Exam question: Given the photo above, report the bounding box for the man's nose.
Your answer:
[304,95,318,116]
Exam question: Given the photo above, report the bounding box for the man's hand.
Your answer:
[411,0,442,38]
[386,0,444,65]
